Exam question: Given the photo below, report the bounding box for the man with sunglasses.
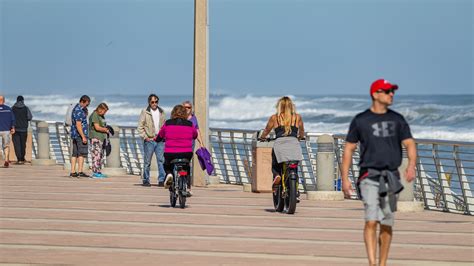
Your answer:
[70,95,91,178]
[341,79,417,266]
[138,94,166,187]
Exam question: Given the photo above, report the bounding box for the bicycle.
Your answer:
[168,158,190,209]
[258,137,302,214]
[273,160,300,214]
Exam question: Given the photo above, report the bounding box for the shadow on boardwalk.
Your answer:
[0,165,472,265]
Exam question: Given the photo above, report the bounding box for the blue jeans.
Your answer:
[143,140,165,184]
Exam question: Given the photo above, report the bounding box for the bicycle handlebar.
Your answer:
[257,137,306,142]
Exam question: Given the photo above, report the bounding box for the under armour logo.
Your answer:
[372,121,396,137]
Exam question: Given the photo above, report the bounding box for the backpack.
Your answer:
[65,104,74,126]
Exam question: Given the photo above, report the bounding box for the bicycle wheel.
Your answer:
[169,187,177,207]
[178,193,186,209]
[273,183,284,212]
[178,176,187,209]
[285,174,298,214]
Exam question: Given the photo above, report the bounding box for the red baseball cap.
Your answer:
[370,79,398,95]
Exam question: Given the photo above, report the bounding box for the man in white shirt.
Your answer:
[137,94,166,186]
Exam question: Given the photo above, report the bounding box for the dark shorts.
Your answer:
[72,137,88,157]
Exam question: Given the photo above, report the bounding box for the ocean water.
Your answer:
[4,94,473,142]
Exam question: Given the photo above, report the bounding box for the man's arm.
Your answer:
[341,142,357,198]
[10,110,15,134]
[76,120,87,144]
[27,107,33,121]
[137,110,149,141]
[402,138,417,182]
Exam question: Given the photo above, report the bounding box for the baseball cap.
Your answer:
[370,79,398,95]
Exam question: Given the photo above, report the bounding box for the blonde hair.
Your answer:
[276,96,296,136]
[95,103,109,113]
[182,100,192,107]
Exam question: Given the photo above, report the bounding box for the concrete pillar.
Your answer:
[102,125,126,176]
[32,121,56,166]
[26,127,33,162]
[62,142,74,170]
[192,0,209,187]
[397,154,424,212]
[251,137,273,193]
[307,134,344,201]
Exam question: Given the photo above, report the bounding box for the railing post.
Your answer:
[397,149,424,212]
[250,133,273,193]
[102,125,126,176]
[453,146,470,215]
[31,121,56,166]
[307,134,344,201]
[207,129,220,186]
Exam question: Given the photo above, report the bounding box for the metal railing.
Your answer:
[332,135,474,215]
[30,121,474,215]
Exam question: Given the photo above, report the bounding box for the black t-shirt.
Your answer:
[346,109,412,171]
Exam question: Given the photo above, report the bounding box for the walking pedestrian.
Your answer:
[89,103,109,178]
[341,79,417,266]
[182,101,204,149]
[70,95,91,178]
[137,94,166,186]
[0,95,15,168]
[12,95,33,164]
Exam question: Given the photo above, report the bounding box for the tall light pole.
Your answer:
[192,0,209,186]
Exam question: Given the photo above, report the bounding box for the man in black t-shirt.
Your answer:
[341,79,417,266]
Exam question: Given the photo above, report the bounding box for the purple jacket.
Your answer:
[156,118,197,153]
[196,147,214,175]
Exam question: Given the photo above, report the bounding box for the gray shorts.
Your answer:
[359,178,397,227]
[0,131,11,151]
[72,137,88,157]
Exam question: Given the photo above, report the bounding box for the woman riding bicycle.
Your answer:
[155,105,198,196]
[258,96,305,188]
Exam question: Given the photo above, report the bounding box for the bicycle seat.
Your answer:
[170,158,190,164]
[285,161,300,169]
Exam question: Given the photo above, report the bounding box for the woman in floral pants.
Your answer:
[88,103,109,178]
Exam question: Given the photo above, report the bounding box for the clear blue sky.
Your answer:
[1,0,472,96]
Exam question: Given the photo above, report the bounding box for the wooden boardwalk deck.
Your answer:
[0,165,472,265]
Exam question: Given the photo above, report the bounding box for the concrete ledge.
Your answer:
[101,167,127,176]
[397,201,425,213]
[208,175,220,185]
[31,159,57,166]
[243,183,252,192]
[63,163,90,171]
[306,191,344,201]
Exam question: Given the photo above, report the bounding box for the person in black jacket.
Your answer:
[12,96,33,164]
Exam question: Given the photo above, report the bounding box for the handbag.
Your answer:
[195,147,214,175]
[102,125,114,156]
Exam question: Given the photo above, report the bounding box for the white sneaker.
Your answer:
[164,174,173,189]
